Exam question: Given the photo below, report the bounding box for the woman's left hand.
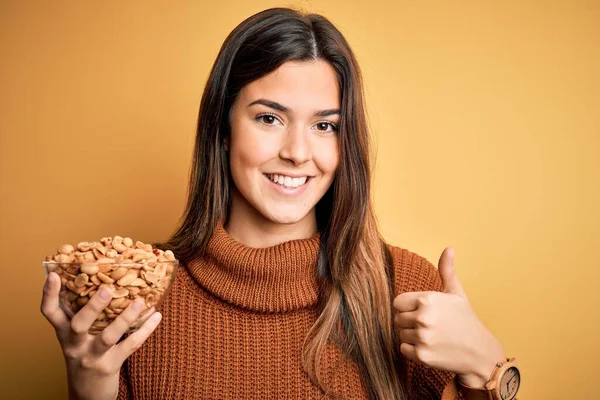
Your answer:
[392,247,506,388]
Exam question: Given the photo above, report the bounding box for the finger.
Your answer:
[399,342,418,361]
[69,287,114,339]
[91,298,148,355]
[394,310,419,329]
[392,291,436,312]
[112,311,163,365]
[438,247,467,298]
[40,272,69,332]
[398,328,420,345]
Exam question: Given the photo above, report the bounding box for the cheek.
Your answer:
[312,139,339,177]
[230,128,280,174]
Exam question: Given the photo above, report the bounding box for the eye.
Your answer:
[255,113,282,126]
[314,121,338,133]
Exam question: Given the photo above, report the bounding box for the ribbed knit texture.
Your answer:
[117,223,463,399]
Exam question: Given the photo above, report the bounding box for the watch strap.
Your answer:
[456,377,493,400]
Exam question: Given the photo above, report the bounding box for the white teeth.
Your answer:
[266,174,309,188]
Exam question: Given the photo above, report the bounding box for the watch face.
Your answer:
[499,366,520,399]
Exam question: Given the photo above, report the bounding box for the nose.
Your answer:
[279,125,312,166]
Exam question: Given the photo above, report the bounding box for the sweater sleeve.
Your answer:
[117,360,131,400]
[388,245,464,400]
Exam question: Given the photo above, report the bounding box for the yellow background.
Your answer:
[1,1,598,399]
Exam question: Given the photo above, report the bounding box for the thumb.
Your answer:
[438,247,467,298]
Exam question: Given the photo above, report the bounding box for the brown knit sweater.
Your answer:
[117,223,465,399]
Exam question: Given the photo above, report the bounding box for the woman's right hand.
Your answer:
[40,271,163,400]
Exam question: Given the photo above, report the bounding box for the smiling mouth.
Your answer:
[264,173,312,189]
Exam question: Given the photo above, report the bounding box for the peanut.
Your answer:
[80,264,99,275]
[58,244,74,255]
[46,236,178,334]
[97,272,115,284]
[74,273,89,288]
[110,267,128,281]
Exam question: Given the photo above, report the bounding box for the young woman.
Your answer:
[41,7,520,400]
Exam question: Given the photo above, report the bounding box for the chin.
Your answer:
[260,206,311,225]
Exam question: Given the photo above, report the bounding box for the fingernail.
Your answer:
[99,288,112,300]
[151,312,162,323]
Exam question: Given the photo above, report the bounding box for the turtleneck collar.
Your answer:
[186,221,322,313]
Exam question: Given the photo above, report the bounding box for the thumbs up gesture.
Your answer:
[392,248,506,388]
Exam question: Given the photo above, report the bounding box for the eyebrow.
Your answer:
[247,98,340,117]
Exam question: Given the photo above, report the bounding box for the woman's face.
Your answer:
[228,60,340,227]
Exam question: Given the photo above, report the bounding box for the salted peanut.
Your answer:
[66,280,86,295]
[56,253,72,264]
[112,288,129,298]
[145,293,156,306]
[85,281,94,287]
[96,312,107,320]
[165,250,175,261]
[157,276,170,288]
[90,275,101,285]
[117,274,137,286]
[138,286,151,296]
[113,242,127,253]
[92,248,103,259]
[111,267,128,281]
[97,272,114,284]
[74,273,89,288]
[94,243,107,254]
[126,286,140,296]
[80,264,99,275]
[88,289,97,297]
[154,264,167,279]
[77,242,93,252]
[144,272,159,285]
[123,237,134,247]
[62,271,77,281]
[81,286,95,297]
[96,257,115,264]
[94,320,110,328]
[113,235,124,245]
[125,269,140,277]
[121,298,132,308]
[141,264,154,272]
[121,248,136,259]
[98,264,112,274]
[109,297,125,309]
[60,277,67,286]
[100,237,113,247]
[58,244,74,255]
[76,297,89,307]
[128,278,147,287]
[106,249,118,258]
[132,253,148,263]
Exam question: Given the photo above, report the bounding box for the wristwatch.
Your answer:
[457,357,521,400]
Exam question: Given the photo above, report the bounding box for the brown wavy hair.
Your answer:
[156,7,406,399]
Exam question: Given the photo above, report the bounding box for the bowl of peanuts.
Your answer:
[42,235,178,335]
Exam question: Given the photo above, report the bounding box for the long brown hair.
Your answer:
[156,7,406,399]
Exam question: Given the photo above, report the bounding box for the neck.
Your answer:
[226,189,317,248]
